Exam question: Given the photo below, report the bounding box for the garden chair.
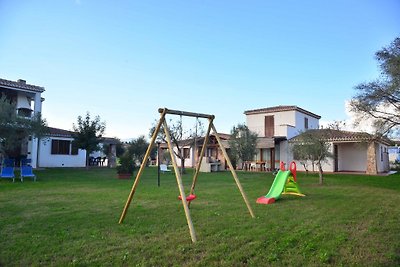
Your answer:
[20,165,36,182]
[160,164,171,173]
[3,158,15,167]
[1,166,16,182]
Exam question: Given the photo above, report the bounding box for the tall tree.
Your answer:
[350,37,400,136]
[228,124,258,169]
[290,129,333,185]
[0,93,48,159]
[73,112,106,168]
[127,135,150,164]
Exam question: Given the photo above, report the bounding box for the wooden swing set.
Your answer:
[118,108,255,243]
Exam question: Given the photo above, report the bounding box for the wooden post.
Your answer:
[211,123,255,218]
[118,110,167,224]
[163,120,197,243]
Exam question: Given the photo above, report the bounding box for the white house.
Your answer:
[244,105,321,170]
[0,78,117,168]
[0,78,44,168]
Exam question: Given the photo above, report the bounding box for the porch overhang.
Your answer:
[256,137,275,149]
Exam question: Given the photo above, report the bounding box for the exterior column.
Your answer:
[366,141,377,175]
[31,92,42,168]
[30,138,39,168]
[33,92,42,114]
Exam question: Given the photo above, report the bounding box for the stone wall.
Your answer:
[366,141,377,175]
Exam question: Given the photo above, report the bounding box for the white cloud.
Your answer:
[320,100,376,133]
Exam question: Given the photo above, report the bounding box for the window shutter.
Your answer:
[264,116,274,137]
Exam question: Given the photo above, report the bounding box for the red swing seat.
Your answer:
[178,194,197,202]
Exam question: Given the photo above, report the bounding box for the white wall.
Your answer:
[376,144,389,172]
[338,143,367,172]
[293,112,319,139]
[279,140,289,165]
[38,137,86,167]
[246,110,320,139]
[246,110,295,137]
[287,142,335,172]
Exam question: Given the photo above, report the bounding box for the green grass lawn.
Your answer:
[1,167,399,266]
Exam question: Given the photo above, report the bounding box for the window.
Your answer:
[71,141,79,155]
[183,148,190,159]
[51,140,71,155]
[51,139,79,155]
[304,117,309,129]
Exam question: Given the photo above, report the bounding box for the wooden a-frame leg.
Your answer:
[163,120,197,243]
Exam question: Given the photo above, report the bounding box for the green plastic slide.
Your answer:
[257,170,304,204]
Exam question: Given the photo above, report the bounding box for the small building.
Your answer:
[38,127,118,168]
[289,129,391,174]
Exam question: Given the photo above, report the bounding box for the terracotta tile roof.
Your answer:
[0,78,45,93]
[244,105,321,119]
[45,127,119,144]
[102,137,119,145]
[290,129,393,145]
[46,127,74,138]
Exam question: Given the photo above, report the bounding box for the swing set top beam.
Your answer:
[158,108,215,120]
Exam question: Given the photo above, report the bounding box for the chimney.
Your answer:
[17,79,26,84]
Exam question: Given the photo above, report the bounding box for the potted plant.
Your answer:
[116,153,135,179]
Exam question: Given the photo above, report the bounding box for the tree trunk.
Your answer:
[317,161,323,185]
[180,156,186,175]
[86,153,90,170]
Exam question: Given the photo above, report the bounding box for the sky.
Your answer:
[0,0,399,140]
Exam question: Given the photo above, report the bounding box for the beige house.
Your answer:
[157,133,231,172]
[244,105,321,171]
[159,105,392,175]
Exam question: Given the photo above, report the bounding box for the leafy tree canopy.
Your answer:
[350,37,400,136]
[126,135,150,163]
[149,118,204,172]
[73,112,106,167]
[228,124,258,166]
[291,129,333,185]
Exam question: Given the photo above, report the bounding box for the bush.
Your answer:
[116,154,135,174]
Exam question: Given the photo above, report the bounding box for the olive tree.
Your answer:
[73,112,106,168]
[228,123,258,170]
[350,37,400,136]
[291,129,333,185]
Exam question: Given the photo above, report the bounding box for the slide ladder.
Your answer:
[256,161,305,204]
